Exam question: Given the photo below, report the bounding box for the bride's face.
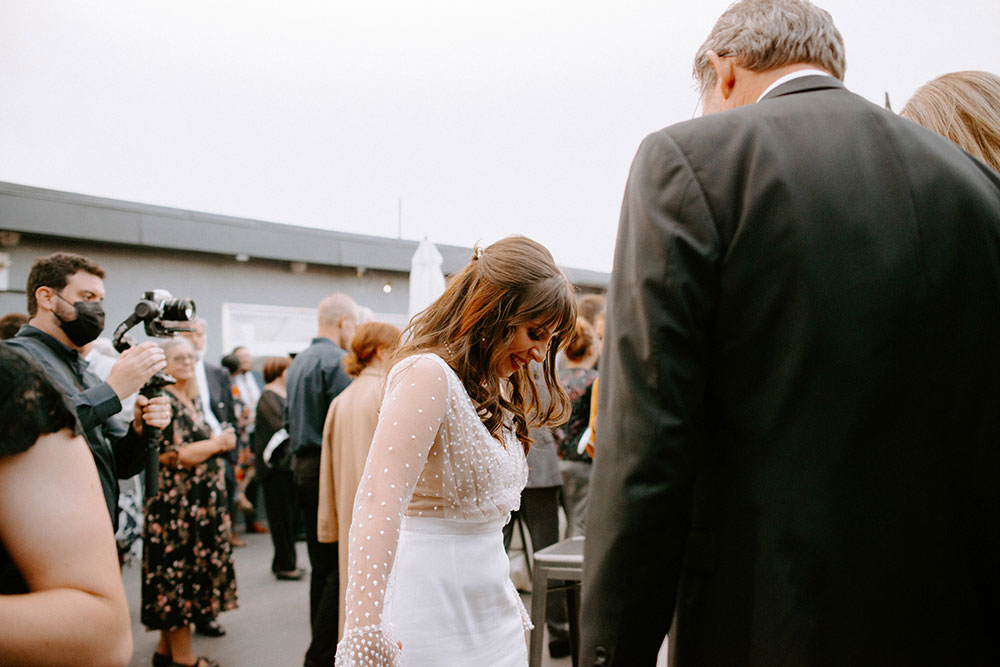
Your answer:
[495,320,553,379]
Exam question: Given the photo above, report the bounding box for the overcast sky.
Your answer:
[2,1,998,273]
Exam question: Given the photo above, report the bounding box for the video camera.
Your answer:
[111,290,197,498]
[112,290,197,352]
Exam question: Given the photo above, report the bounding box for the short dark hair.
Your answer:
[220,353,240,375]
[26,252,106,316]
[0,312,29,339]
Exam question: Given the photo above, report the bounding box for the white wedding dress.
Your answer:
[336,353,531,667]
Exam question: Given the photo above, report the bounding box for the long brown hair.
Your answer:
[394,235,577,451]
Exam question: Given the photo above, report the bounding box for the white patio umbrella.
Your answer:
[407,238,446,323]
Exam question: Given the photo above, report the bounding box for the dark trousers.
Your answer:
[223,457,237,520]
[261,470,298,573]
[242,476,261,527]
[503,485,568,632]
[293,453,339,666]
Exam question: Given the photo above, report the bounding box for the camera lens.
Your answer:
[160,298,196,321]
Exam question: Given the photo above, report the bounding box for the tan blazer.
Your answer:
[317,366,386,639]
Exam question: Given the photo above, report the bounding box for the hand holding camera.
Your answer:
[111,289,196,498]
[133,394,172,434]
[108,341,167,399]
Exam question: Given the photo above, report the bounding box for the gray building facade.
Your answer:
[0,182,608,362]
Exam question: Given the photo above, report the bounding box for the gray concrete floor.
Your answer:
[124,532,590,667]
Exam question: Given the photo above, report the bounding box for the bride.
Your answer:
[335,235,576,666]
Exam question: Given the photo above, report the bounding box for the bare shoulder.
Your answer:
[0,428,118,588]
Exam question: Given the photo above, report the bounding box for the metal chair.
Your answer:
[528,536,584,667]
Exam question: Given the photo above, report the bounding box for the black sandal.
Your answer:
[152,652,171,667]
[168,658,218,667]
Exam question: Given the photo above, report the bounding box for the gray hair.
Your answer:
[693,0,846,96]
[161,335,194,356]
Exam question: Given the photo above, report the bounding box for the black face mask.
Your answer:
[54,293,105,347]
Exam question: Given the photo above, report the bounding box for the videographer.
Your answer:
[5,252,171,528]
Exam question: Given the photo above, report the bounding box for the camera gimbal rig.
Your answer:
[112,290,197,498]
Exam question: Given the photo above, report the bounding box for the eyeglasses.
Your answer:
[169,354,196,363]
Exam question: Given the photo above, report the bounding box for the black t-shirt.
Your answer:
[0,343,81,594]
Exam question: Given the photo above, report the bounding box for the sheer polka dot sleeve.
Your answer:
[336,355,449,666]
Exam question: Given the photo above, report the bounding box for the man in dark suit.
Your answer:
[581,1,1000,665]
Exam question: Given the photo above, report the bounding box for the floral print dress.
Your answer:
[141,391,238,630]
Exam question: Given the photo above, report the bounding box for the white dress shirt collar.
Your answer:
[194,358,223,434]
[756,69,832,103]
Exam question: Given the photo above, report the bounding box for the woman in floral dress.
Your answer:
[142,336,238,667]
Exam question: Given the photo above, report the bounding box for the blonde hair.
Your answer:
[693,0,845,96]
[901,70,1000,172]
[394,235,577,452]
[161,336,200,400]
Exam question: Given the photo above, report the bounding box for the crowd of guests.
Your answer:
[0,252,420,666]
[0,255,605,665]
[2,14,1000,664]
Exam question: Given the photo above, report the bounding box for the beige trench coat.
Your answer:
[317,366,386,639]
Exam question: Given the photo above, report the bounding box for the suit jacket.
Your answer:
[204,362,237,464]
[582,76,1000,666]
[205,362,236,427]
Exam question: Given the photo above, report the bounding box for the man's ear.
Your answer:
[34,286,56,313]
[707,50,737,101]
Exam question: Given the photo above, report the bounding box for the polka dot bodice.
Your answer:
[335,353,529,666]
